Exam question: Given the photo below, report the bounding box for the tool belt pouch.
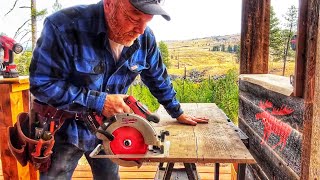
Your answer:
[8,112,55,172]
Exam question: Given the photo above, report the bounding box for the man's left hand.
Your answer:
[176,113,209,126]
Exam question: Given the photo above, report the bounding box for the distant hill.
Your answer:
[160,34,294,77]
[160,34,241,77]
[163,34,240,51]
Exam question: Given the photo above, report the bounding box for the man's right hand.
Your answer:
[102,94,131,118]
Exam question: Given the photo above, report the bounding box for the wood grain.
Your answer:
[240,0,270,74]
[142,103,255,164]
[0,76,29,84]
[239,74,293,96]
[0,84,19,180]
[0,81,36,180]
[298,0,320,179]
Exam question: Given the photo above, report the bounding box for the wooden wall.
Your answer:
[239,74,303,179]
[240,0,320,179]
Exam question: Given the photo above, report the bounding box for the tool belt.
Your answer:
[7,100,79,172]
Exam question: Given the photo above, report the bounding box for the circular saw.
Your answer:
[88,96,170,167]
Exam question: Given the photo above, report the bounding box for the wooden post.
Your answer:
[240,0,270,74]
[298,0,320,179]
[0,76,37,180]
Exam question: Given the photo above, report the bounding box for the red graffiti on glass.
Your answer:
[255,100,294,151]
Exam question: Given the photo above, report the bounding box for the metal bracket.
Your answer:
[89,141,170,159]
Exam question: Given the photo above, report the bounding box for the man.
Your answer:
[29,0,208,179]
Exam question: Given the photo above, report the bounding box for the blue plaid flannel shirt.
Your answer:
[29,1,183,151]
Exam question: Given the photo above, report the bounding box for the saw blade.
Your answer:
[102,113,160,167]
[109,126,148,161]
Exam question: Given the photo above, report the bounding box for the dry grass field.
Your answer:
[164,35,295,77]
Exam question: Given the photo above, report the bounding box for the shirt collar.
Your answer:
[96,0,108,35]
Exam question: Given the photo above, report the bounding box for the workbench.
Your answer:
[144,103,256,180]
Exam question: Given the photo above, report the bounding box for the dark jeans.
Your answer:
[40,142,119,180]
[40,121,120,180]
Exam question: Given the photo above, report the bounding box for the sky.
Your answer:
[0,0,299,44]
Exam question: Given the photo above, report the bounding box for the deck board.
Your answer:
[72,163,232,180]
[0,160,232,179]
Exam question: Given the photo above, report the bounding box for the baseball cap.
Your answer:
[129,0,171,21]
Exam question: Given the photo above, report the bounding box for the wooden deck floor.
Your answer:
[0,161,232,180]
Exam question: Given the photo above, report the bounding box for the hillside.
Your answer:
[162,34,295,77]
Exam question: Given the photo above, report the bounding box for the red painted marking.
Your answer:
[122,118,138,124]
[255,100,294,151]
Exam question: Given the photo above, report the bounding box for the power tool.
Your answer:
[88,96,170,167]
[0,35,23,78]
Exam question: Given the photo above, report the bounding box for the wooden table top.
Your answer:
[144,103,256,164]
[0,76,29,84]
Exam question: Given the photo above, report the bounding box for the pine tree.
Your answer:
[282,5,298,76]
[269,6,283,61]
[227,45,233,53]
[158,41,170,68]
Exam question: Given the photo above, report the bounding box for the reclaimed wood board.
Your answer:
[141,103,256,164]
[239,74,293,96]
[239,74,303,179]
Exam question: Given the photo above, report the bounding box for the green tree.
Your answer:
[269,6,283,61]
[227,45,233,53]
[52,0,62,13]
[221,44,225,52]
[15,51,32,75]
[5,0,47,50]
[158,41,170,68]
[235,44,240,63]
[233,44,239,53]
[281,5,298,76]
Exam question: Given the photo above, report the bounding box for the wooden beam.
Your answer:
[240,0,270,74]
[299,0,320,179]
[294,0,308,97]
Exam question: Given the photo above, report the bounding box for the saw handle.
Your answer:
[124,96,160,123]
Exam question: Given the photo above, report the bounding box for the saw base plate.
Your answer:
[89,141,170,159]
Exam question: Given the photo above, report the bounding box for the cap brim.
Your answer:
[129,1,171,21]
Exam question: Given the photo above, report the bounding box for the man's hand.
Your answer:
[176,113,209,126]
[102,94,131,118]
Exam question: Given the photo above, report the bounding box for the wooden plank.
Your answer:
[0,159,232,180]
[297,0,320,179]
[293,0,307,97]
[194,104,254,163]
[72,164,231,179]
[0,83,36,180]
[11,83,30,93]
[22,90,30,113]
[72,173,231,180]
[146,104,255,164]
[0,76,29,84]
[74,163,231,173]
[72,176,233,180]
[0,84,19,180]
[239,74,293,96]
[240,0,270,74]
